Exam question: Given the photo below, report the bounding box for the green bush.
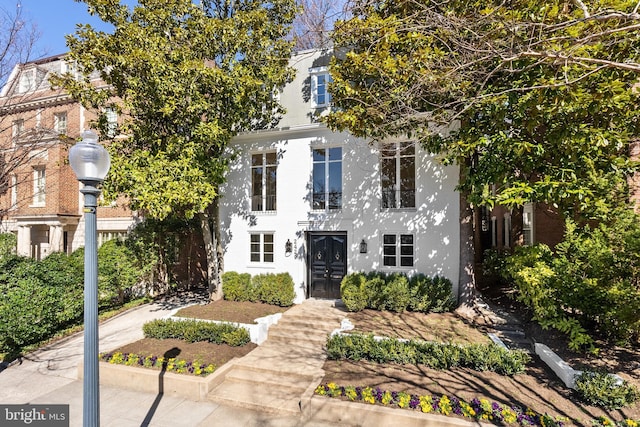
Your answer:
[340,273,367,312]
[254,273,295,306]
[142,319,250,346]
[0,233,16,259]
[326,333,530,376]
[98,239,141,307]
[340,272,454,314]
[222,271,254,302]
[382,274,410,312]
[574,370,640,409]
[504,212,640,350]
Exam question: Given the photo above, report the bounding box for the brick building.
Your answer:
[0,54,136,259]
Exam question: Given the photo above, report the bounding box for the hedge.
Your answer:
[142,318,250,346]
[223,271,295,307]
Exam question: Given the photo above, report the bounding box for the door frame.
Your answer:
[306,231,348,299]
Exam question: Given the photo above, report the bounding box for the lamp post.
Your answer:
[69,130,110,427]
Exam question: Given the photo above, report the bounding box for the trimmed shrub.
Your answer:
[222,271,254,302]
[326,333,530,376]
[0,233,16,259]
[382,274,410,312]
[98,239,141,307]
[143,319,250,346]
[340,273,367,312]
[364,273,387,310]
[254,273,295,307]
[574,370,640,409]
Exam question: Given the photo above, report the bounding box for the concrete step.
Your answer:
[268,325,329,345]
[223,364,318,391]
[208,379,303,416]
[278,314,343,329]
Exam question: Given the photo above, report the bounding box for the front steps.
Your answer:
[207,299,345,416]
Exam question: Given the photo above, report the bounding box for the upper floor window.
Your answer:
[383,233,414,267]
[312,147,342,211]
[18,70,35,93]
[523,203,534,245]
[309,66,331,108]
[54,112,67,134]
[106,107,118,137]
[380,141,415,209]
[251,151,277,211]
[32,167,45,206]
[10,175,17,209]
[12,119,24,138]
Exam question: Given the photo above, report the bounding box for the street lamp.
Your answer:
[69,130,110,427]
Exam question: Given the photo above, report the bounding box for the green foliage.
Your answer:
[340,272,367,311]
[326,333,530,376]
[0,233,16,259]
[505,211,640,350]
[98,239,140,307]
[574,371,640,409]
[254,273,295,307]
[56,0,298,221]
[142,319,250,346]
[327,1,640,222]
[222,271,254,302]
[340,272,454,313]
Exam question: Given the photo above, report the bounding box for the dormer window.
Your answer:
[309,66,331,108]
[18,69,35,93]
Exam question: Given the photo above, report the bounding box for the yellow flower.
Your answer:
[625,420,638,427]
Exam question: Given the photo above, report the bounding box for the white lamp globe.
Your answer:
[69,130,111,182]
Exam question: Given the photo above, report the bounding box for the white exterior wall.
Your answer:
[220,127,460,303]
[219,49,460,303]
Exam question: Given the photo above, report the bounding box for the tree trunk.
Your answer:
[458,163,476,306]
[199,200,223,301]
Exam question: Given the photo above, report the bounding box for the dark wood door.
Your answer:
[309,233,347,299]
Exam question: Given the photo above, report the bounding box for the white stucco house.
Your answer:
[219,49,460,303]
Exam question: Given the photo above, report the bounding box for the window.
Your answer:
[18,70,35,93]
[98,231,127,247]
[10,175,17,209]
[503,214,511,248]
[106,107,118,137]
[383,234,414,267]
[251,151,277,211]
[312,147,342,210]
[33,168,45,206]
[523,203,534,245]
[54,112,67,134]
[250,233,274,263]
[12,119,24,138]
[380,141,415,209]
[310,67,331,107]
[491,216,498,247]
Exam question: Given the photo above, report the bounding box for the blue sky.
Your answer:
[18,0,134,59]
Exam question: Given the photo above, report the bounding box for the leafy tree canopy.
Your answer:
[56,0,298,219]
[328,0,640,220]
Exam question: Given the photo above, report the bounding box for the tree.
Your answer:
[56,0,298,299]
[0,3,43,223]
[290,0,349,50]
[327,0,640,305]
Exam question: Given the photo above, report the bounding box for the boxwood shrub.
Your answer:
[341,272,454,313]
[254,272,295,307]
[574,370,640,409]
[143,319,250,346]
[222,271,254,302]
[326,333,530,376]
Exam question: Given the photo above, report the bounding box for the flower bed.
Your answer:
[314,383,640,427]
[100,351,215,376]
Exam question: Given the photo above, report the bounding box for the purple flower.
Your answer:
[409,395,420,410]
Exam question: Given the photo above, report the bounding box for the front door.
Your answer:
[308,233,347,299]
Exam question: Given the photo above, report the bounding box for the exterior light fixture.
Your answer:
[359,239,368,254]
[285,239,293,255]
[69,129,110,427]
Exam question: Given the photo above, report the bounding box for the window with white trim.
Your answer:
[312,147,342,210]
[309,67,331,108]
[106,107,118,137]
[250,233,274,263]
[10,175,17,209]
[18,70,35,93]
[251,151,277,211]
[523,203,534,245]
[380,141,416,209]
[503,214,511,248]
[12,119,24,138]
[54,112,67,134]
[33,167,45,206]
[383,233,414,267]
